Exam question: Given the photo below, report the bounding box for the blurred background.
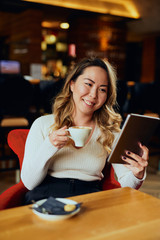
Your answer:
[0,0,160,198]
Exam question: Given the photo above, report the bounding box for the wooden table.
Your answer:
[0,187,160,240]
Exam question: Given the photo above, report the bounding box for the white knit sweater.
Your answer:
[21,114,145,190]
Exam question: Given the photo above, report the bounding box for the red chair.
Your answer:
[0,129,29,210]
[102,163,121,190]
[0,129,120,210]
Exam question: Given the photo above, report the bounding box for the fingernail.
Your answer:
[122,156,126,160]
[139,142,143,146]
[127,151,130,155]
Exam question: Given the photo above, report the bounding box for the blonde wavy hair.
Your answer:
[52,57,122,154]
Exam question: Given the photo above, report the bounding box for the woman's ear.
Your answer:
[70,80,74,92]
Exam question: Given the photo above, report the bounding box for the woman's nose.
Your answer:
[89,88,97,99]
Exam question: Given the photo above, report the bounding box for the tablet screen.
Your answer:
[107,113,160,164]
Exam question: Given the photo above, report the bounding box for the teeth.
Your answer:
[84,99,93,106]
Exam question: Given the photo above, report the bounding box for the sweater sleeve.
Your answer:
[112,163,146,189]
[21,116,58,190]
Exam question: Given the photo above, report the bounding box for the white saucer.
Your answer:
[32,198,81,221]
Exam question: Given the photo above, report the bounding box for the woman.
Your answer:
[21,57,149,204]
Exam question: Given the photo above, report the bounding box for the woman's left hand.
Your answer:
[121,142,149,179]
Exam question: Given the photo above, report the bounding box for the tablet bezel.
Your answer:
[107,113,160,164]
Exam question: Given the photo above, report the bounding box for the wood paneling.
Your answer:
[68,16,127,80]
[141,37,156,83]
[0,9,43,75]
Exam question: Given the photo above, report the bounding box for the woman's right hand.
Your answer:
[49,126,69,149]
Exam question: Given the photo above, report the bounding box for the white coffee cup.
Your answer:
[66,126,92,147]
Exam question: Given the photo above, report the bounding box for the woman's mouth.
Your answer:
[83,99,95,106]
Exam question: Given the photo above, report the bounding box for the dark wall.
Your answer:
[155,36,160,82]
[125,42,142,82]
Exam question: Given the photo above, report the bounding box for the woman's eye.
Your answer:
[99,88,106,92]
[85,82,92,87]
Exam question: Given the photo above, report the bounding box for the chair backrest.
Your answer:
[102,162,121,190]
[0,129,29,210]
[7,129,29,170]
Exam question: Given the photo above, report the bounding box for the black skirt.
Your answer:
[24,175,102,205]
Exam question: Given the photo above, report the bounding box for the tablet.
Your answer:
[107,113,160,164]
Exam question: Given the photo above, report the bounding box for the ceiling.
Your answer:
[22,0,140,19]
[1,0,160,34]
[0,0,139,19]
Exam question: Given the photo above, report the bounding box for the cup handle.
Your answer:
[65,129,73,140]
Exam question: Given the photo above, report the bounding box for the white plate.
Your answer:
[32,198,81,221]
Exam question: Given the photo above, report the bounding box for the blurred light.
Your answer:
[68,44,76,57]
[41,41,47,51]
[99,30,112,51]
[56,42,68,52]
[45,34,56,44]
[41,21,60,28]
[60,22,70,29]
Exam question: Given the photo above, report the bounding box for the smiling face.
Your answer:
[70,66,108,119]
